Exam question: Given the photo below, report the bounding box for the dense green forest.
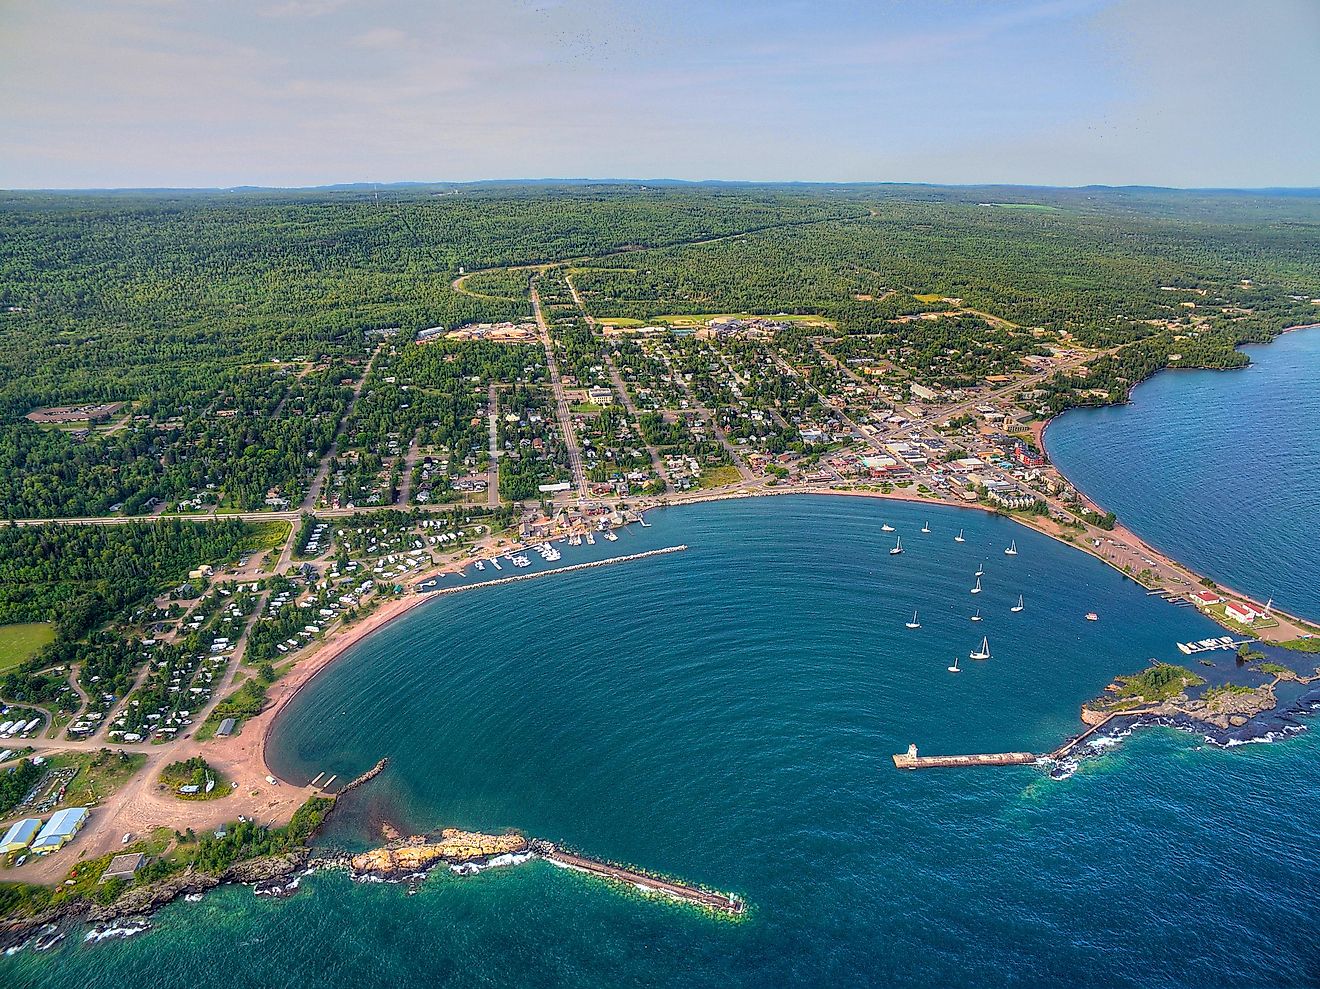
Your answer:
[0,183,1317,517]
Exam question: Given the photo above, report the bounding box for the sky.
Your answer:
[1,0,1317,189]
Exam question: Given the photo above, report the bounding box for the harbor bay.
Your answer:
[7,495,1320,987]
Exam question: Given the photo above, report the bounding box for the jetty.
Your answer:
[326,757,389,795]
[417,545,688,596]
[892,744,1038,770]
[539,843,743,916]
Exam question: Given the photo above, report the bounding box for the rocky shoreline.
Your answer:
[1,851,310,953]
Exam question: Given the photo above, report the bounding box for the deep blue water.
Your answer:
[1046,327,1320,621]
[8,495,1320,988]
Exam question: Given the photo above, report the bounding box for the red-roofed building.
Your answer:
[1225,602,1260,624]
[1192,590,1223,606]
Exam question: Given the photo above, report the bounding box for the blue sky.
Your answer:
[1,0,1317,188]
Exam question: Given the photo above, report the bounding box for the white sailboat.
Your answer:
[889,535,904,555]
[975,562,985,577]
[1004,540,1018,556]
[970,636,991,660]
[906,609,921,629]
[971,609,982,622]
[881,522,895,532]
[954,528,965,543]
[1011,594,1024,613]
[947,656,961,673]
[970,576,982,595]
[921,521,931,534]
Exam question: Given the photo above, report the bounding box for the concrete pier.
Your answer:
[541,845,743,915]
[892,744,1039,770]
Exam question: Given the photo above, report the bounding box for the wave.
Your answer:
[450,851,534,876]
[84,919,151,943]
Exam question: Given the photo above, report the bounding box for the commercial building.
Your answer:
[0,818,41,855]
[31,807,89,854]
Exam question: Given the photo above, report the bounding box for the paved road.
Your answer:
[301,343,382,511]
[531,280,588,499]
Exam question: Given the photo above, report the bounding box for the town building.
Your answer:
[101,852,145,882]
[0,818,41,855]
[1224,602,1260,624]
[31,807,89,854]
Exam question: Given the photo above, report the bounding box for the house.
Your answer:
[586,387,615,405]
[31,807,89,854]
[101,852,144,882]
[216,717,237,738]
[0,818,41,855]
[1224,602,1260,624]
[1192,590,1223,606]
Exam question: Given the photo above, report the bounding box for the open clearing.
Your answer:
[0,622,56,672]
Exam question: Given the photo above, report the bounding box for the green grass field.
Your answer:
[0,623,56,672]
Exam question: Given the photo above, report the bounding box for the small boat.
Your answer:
[947,656,961,674]
[970,636,991,660]
[889,536,904,556]
[975,562,985,577]
[1011,594,1024,614]
[881,522,895,533]
[1004,540,1018,556]
[474,560,485,571]
[954,529,965,543]
[1085,612,1098,622]
[585,532,596,545]
[906,609,921,629]
[970,576,982,595]
[603,530,619,542]
[971,609,982,622]
[921,521,931,534]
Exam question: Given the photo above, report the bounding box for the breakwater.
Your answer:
[418,545,689,596]
[328,757,388,795]
[537,842,744,915]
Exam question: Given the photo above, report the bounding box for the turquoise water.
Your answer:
[9,495,1320,988]
[1046,327,1320,620]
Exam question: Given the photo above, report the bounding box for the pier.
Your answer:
[418,545,689,596]
[892,744,1039,770]
[539,844,743,915]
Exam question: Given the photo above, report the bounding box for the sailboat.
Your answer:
[970,576,982,595]
[975,562,985,577]
[971,608,982,622]
[1004,540,1018,556]
[947,656,961,673]
[889,535,904,555]
[1011,594,1024,613]
[906,609,921,629]
[970,636,991,660]
[921,521,931,534]
[881,522,895,532]
[954,528,965,543]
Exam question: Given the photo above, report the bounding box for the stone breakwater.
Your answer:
[310,829,744,915]
[419,545,689,597]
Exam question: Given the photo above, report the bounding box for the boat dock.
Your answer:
[539,843,743,916]
[417,545,688,597]
[892,744,1038,770]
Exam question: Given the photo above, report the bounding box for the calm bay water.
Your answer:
[1046,326,1320,620]
[8,495,1320,988]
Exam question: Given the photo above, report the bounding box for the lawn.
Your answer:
[0,623,56,673]
[699,465,744,488]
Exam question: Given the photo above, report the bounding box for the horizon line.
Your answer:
[4,178,1320,196]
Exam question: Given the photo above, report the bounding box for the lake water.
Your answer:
[1046,326,1320,620]
[8,495,1320,988]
